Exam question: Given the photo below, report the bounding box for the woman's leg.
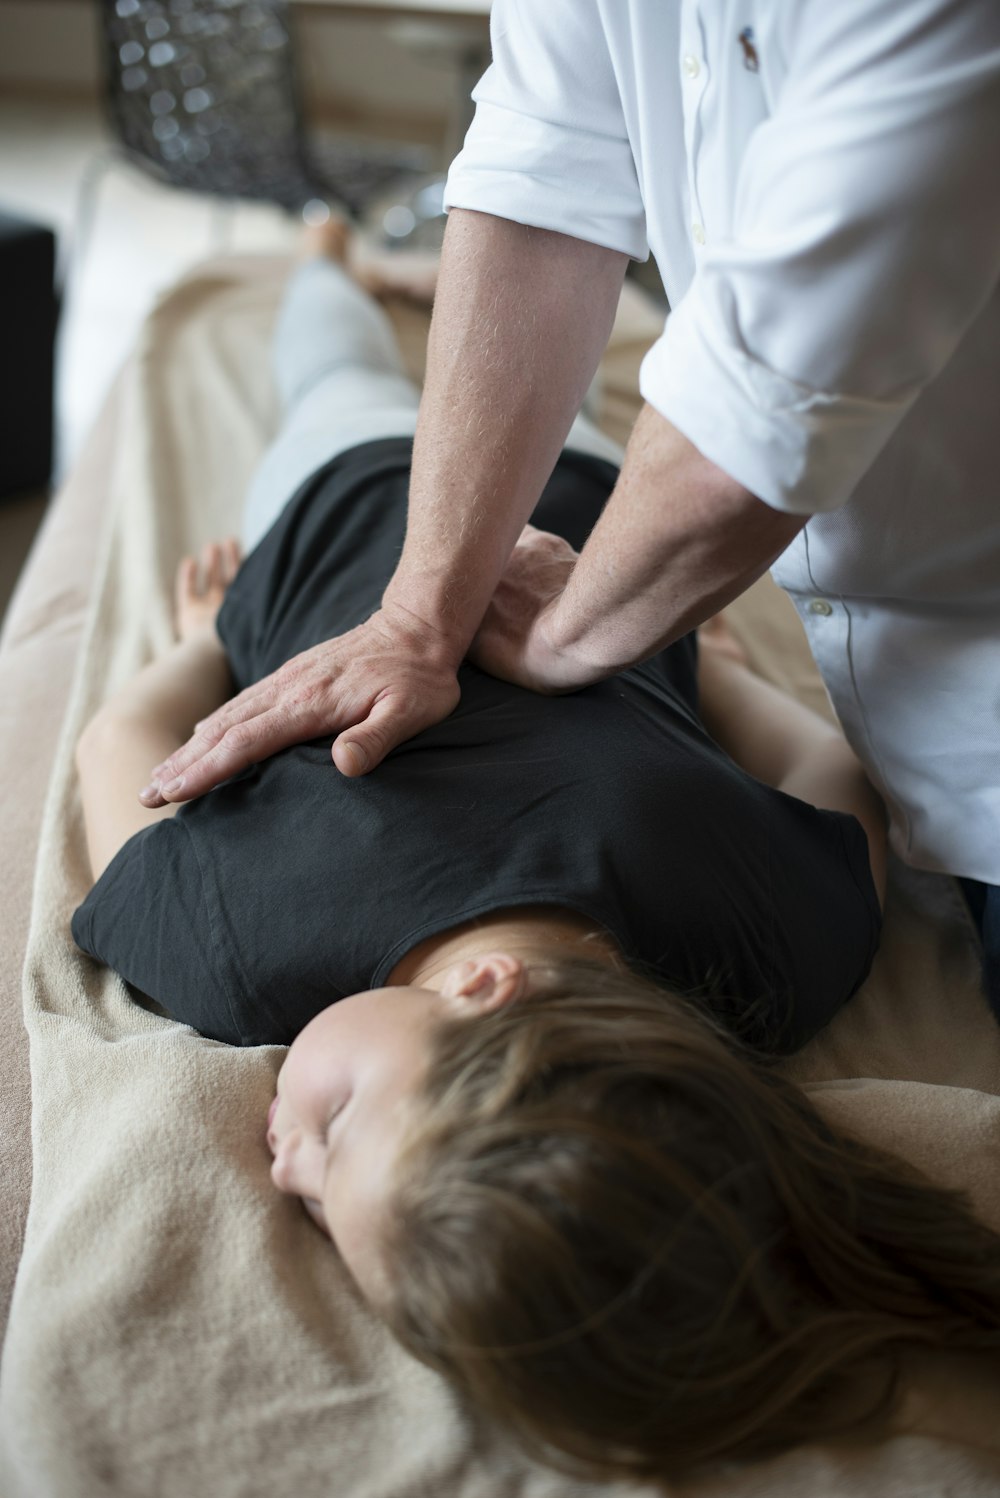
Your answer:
[697,615,888,903]
[242,224,624,551]
[241,228,422,553]
[306,239,626,473]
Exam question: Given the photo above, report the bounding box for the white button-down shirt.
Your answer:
[444,0,1000,882]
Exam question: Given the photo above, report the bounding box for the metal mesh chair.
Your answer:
[98,0,430,216]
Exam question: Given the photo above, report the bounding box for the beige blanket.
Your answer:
[2,257,999,1498]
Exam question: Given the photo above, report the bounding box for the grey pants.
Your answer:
[241,256,626,554]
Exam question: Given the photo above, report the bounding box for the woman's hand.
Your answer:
[469,525,593,693]
[138,602,462,805]
[174,537,242,642]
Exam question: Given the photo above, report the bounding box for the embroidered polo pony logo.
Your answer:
[738,26,760,72]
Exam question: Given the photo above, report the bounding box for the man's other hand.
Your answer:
[469,524,590,693]
[138,604,462,805]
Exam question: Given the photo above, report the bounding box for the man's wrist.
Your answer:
[377,586,471,674]
[525,599,608,692]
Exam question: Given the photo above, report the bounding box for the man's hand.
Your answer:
[138,603,462,805]
[469,524,591,693]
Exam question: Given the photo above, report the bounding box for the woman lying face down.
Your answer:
[73,530,1000,1483]
[69,234,1000,1482]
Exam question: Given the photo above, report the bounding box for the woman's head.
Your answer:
[269,954,1000,1482]
[372,959,1000,1481]
[266,946,535,1296]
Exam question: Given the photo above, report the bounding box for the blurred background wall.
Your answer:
[0,0,468,141]
[0,0,487,621]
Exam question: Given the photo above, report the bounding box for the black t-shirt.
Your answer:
[72,438,880,1052]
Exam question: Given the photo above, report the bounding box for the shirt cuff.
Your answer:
[641,287,917,515]
[444,99,649,263]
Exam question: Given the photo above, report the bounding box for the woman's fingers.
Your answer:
[201,541,221,591]
[172,538,242,641]
[174,556,198,614]
[223,536,242,582]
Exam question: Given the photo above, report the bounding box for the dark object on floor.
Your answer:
[0,210,56,501]
[96,0,429,219]
[960,877,1000,1026]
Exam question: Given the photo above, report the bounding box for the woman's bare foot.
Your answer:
[298,216,352,266]
[354,253,440,307]
[175,538,242,642]
[698,612,751,668]
[297,213,439,306]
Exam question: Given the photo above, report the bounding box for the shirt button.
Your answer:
[691,221,706,245]
[808,598,833,616]
[682,53,701,79]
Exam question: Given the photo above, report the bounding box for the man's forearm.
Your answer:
[383,207,629,659]
[544,404,809,679]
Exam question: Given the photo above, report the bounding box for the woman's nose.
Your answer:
[270,1130,305,1194]
[270,1128,324,1199]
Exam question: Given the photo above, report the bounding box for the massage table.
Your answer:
[1,255,999,1497]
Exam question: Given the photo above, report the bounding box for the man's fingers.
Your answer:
[332,696,406,777]
[331,685,459,777]
[140,736,219,803]
[139,688,287,805]
[143,683,282,795]
[331,738,370,777]
[139,724,225,804]
[141,643,344,802]
[146,707,308,803]
[138,615,465,802]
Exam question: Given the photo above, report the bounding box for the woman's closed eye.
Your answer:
[323,1098,348,1144]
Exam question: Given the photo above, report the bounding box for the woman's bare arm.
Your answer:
[76,543,239,881]
[696,621,887,905]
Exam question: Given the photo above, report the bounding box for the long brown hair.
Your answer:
[376,957,1000,1483]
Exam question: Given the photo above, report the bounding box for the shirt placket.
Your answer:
[793,531,907,840]
[678,0,709,254]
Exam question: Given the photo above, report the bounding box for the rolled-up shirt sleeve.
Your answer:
[443,0,648,261]
[642,0,1000,514]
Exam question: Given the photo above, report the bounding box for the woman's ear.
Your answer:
[438,952,528,1015]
